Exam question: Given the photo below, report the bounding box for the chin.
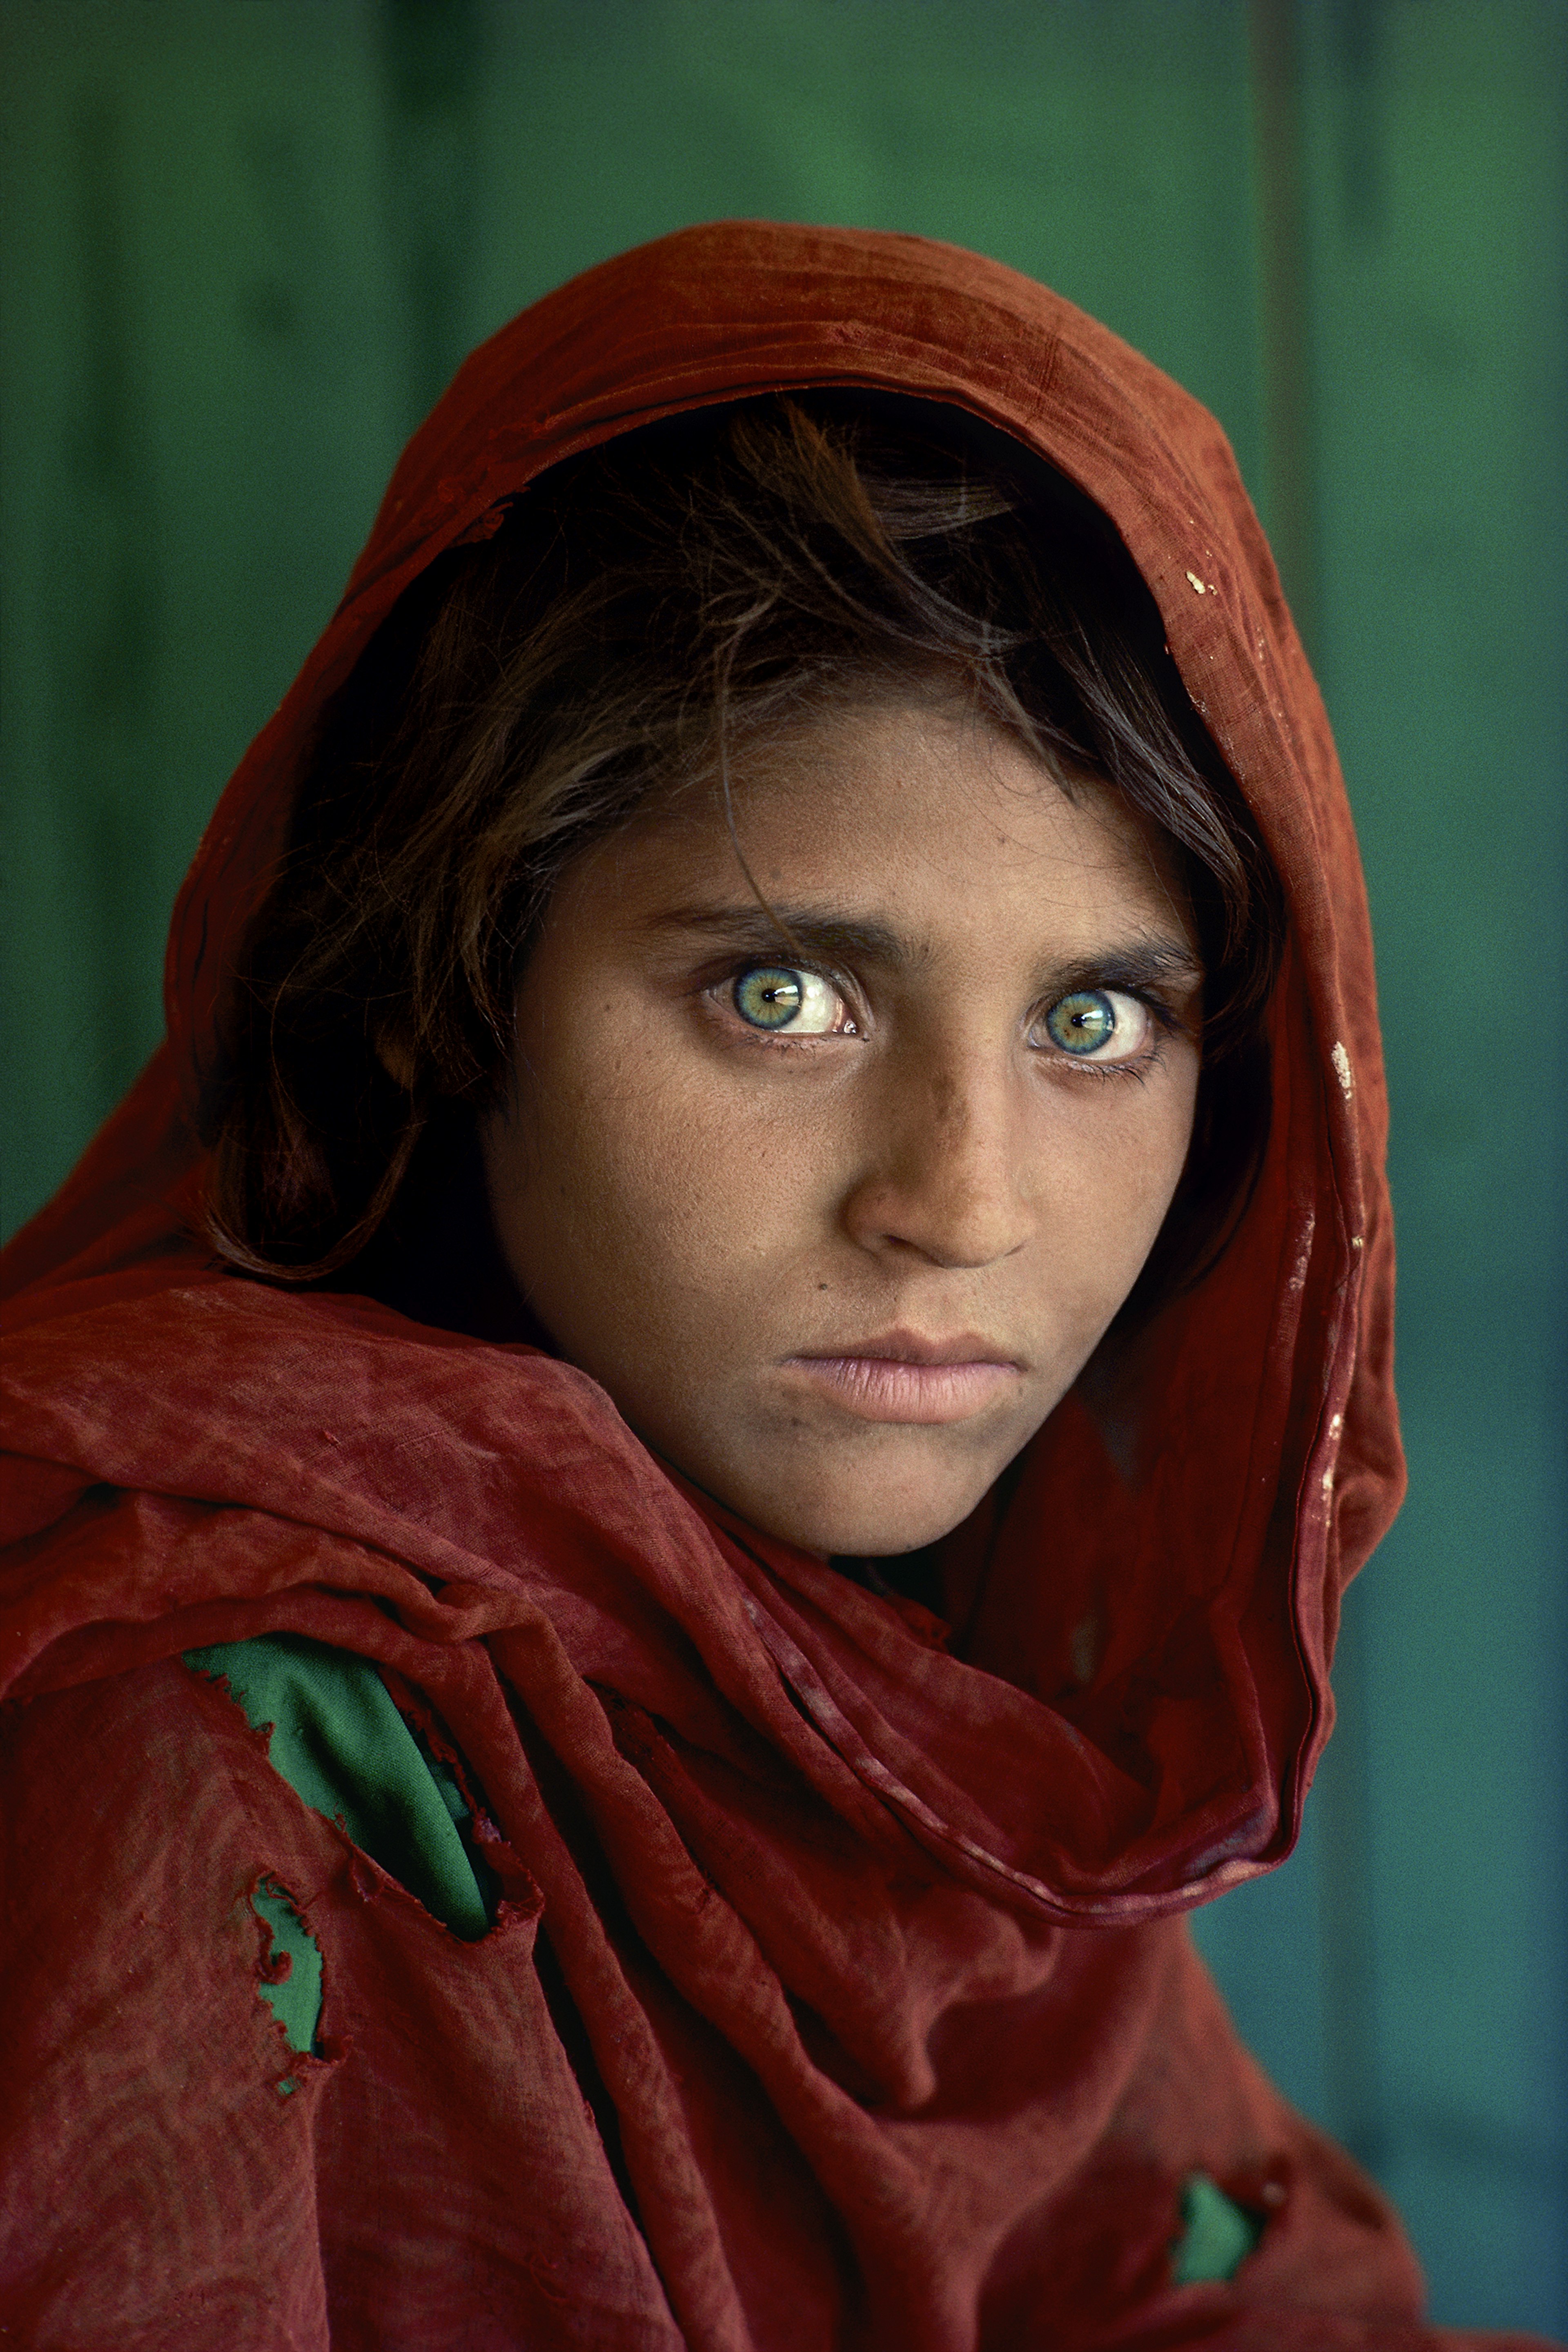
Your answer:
[757,1475,986,1564]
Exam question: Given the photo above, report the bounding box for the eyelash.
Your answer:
[707,960,1188,1076]
[1045,993,1185,1087]
[704,961,863,1049]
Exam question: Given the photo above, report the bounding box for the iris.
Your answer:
[1044,989,1119,1054]
[735,966,807,1029]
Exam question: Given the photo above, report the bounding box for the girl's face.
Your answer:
[483,698,1203,1558]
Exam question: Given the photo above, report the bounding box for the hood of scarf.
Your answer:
[1,219,1403,1928]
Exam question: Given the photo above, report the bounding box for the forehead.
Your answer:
[595,697,1196,957]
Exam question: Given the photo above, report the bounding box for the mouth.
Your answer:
[779,1329,1025,1426]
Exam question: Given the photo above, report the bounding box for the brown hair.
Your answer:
[200,392,1283,1312]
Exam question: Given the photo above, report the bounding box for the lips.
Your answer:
[780,1330,1024,1425]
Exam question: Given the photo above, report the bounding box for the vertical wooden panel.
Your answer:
[1298,1,1568,2325]
[2,0,402,1230]
[379,0,486,433]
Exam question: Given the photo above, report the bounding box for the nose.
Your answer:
[839,1056,1035,1271]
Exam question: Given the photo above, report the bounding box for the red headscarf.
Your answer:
[3,225,1536,2348]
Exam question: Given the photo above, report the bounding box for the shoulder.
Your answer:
[0,1657,343,2338]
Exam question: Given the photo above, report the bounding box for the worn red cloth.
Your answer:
[1,223,1545,2348]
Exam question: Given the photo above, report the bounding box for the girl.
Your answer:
[1,222,1544,2348]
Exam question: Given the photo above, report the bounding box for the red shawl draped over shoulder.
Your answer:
[0,225,1541,2350]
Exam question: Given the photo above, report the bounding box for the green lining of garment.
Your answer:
[250,1877,322,2072]
[184,1632,496,1945]
[1170,2170,1263,2283]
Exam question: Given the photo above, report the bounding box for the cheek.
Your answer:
[1130,1080,1199,1219]
[1048,1064,1199,1293]
[516,1051,675,1254]
[490,1017,789,1353]
[1133,1069,1203,1264]
[1128,1066,1201,1223]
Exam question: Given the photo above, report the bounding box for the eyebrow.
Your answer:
[644,900,1205,992]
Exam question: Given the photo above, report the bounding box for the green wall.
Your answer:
[3,2,1564,2328]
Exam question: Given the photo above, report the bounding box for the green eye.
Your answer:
[1036,987,1153,1063]
[735,966,806,1029]
[1043,990,1120,1054]
[732,964,844,1036]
